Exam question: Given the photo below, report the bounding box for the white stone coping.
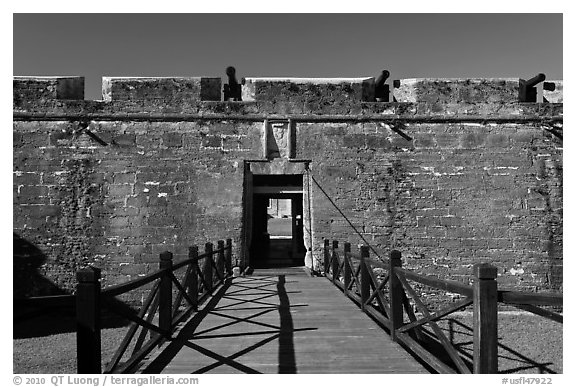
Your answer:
[101,76,219,80]
[14,76,84,80]
[243,77,374,84]
[398,77,521,83]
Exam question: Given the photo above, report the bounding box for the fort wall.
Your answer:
[13,75,562,296]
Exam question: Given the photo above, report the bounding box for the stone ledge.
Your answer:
[13,100,563,122]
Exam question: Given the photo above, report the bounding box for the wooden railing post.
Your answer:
[473,263,498,374]
[159,251,173,340]
[204,242,214,292]
[343,242,351,296]
[389,250,403,342]
[217,240,225,282]
[189,246,199,311]
[225,238,233,276]
[360,245,370,311]
[331,240,339,283]
[323,239,330,275]
[76,266,102,374]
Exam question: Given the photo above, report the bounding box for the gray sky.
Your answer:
[13,13,563,100]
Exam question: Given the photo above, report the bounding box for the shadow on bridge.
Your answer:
[141,275,316,374]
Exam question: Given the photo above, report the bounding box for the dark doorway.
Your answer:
[249,175,305,268]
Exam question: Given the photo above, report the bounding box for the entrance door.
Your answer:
[247,174,305,268]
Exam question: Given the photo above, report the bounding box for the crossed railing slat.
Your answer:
[323,239,563,374]
[76,239,234,374]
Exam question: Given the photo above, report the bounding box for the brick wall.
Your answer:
[299,120,562,291]
[14,117,262,294]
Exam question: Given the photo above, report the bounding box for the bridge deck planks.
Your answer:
[138,268,428,374]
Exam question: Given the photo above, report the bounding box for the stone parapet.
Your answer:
[13,76,564,115]
[13,76,85,106]
[242,77,375,113]
[393,78,520,104]
[101,77,221,102]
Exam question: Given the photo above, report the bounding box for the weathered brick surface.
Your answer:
[298,120,562,292]
[14,117,262,294]
[102,77,221,103]
[13,76,563,300]
[242,77,375,114]
[393,78,519,103]
[13,76,85,107]
[543,80,563,103]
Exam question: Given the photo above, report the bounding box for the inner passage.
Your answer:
[267,198,295,264]
[268,198,293,238]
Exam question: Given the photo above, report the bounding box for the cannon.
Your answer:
[519,73,546,102]
[223,66,242,101]
[375,70,391,102]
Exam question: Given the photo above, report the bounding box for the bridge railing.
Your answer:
[323,239,562,374]
[77,238,233,374]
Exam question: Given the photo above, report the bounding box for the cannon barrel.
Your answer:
[375,70,390,86]
[226,66,239,85]
[375,69,391,102]
[519,73,546,102]
[523,73,546,88]
[224,66,242,101]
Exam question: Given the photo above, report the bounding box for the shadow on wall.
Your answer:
[14,233,73,338]
[13,233,131,339]
[13,233,64,298]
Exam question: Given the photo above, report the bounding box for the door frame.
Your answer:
[242,159,311,269]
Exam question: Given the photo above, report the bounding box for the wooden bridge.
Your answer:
[19,238,562,374]
[138,268,426,373]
